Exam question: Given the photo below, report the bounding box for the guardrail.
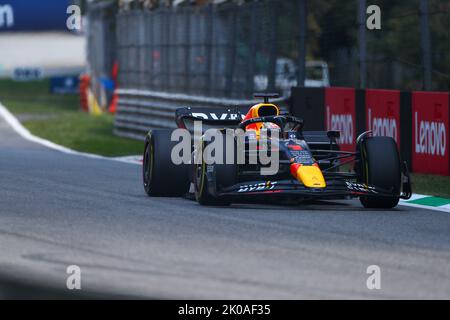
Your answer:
[114,88,287,141]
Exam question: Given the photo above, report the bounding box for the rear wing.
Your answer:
[175,107,244,129]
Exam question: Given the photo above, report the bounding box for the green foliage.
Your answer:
[275,0,450,90]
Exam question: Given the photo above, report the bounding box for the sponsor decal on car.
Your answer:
[191,112,243,121]
[237,181,277,193]
[345,182,377,194]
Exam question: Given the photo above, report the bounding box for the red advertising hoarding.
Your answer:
[366,89,401,147]
[325,87,356,152]
[412,92,449,175]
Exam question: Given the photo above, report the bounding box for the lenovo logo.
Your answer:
[414,112,446,156]
[368,108,398,142]
[327,107,354,145]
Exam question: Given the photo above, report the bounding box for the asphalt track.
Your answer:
[0,115,449,299]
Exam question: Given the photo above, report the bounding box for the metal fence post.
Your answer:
[185,8,191,94]
[246,1,258,96]
[297,0,307,88]
[267,0,279,93]
[225,8,237,97]
[358,0,367,88]
[139,11,145,89]
[166,10,172,91]
[161,9,168,90]
[205,4,213,96]
[148,10,154,89]
[419,0,432,90]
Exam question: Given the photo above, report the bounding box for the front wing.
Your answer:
[210,179,408,201]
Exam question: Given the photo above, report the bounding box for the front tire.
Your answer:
[358,136,401,209]
[194,159,229,206]
[194,134,238,206]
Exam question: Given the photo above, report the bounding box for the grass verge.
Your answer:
[410,173,450,199]
[0,79,143,157]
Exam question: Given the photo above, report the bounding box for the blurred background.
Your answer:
[0,0,85,79]
[1,0,450,300]
[0,0,449,181]
[1,0,449,97]
[86,0,450,99]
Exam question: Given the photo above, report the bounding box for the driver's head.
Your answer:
[242,103,280,133]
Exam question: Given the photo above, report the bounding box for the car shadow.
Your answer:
[227,198,409,214]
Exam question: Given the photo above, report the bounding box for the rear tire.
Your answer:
[358,137,401,208]
[143,130,190,197]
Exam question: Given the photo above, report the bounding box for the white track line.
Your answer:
[0,102,141,165]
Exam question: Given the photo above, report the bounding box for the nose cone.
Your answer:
[290,164,326,188]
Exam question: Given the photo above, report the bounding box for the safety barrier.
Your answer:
[114,85,449,175]
[114,88,288,141]
[291,87,450,175]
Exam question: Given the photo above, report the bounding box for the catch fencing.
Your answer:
[84,0,450,142]
[113,0,450,96]
[116,1,292,99]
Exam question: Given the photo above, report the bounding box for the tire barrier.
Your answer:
[291,87,450,176]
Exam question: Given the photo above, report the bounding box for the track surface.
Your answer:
[0,115,449,299]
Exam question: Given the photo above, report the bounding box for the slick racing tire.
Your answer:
[195,133,238,206]
[143,129,190,197]
[358,136,401,209]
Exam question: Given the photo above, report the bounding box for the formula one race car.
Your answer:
[143,93,412,208]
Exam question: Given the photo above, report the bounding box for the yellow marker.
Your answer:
[87,88,103,116]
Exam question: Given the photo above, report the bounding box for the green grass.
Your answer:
[0,79,143,157]
[411,173,450,199]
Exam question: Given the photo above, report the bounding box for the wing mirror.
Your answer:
[327,130,340,140]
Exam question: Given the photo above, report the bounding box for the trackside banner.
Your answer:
[366,89,401,147]
[412,91,449,175]
[0,0,70,32]
[325,87,356,152]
